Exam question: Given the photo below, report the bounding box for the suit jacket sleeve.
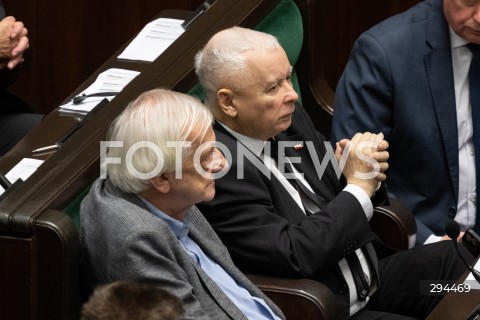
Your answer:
[332,32,394,144]
[332,31,439,244]
[110,230,212,320]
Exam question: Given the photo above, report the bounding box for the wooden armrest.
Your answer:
[33,209,80,319]
[370,198,417,251]
[246,273,337,320]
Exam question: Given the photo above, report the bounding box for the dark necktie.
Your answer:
[268,139,326,215]
[467,43,480,232]
[345,250,370,301]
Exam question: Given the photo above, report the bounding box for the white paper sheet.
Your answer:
[117,18,185,62]
[59,68,140,115]
[465,259,480,289]
[0,158,45,195]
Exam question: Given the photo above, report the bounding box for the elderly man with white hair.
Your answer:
[80,88,285,320]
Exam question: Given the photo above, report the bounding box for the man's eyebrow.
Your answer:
[265,78,281,87]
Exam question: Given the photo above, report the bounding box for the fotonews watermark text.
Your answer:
[100,140,381,181]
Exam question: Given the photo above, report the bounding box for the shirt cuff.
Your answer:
[424,234,443,245]
[343,184,374,221]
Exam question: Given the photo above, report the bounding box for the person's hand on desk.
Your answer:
[0,16,29,70]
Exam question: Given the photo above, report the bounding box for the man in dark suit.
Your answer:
[195,26,470,319]
[81,89,284,320]
[0,1,42,156]
[331,0,480,245]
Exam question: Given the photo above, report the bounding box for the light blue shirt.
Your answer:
[140,198,281,320]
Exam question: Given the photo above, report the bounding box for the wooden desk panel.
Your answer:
[3,0,205,114]
[0,0,280,233]
[0,235,37,319]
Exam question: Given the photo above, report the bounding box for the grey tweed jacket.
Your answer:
[80,178,284,320]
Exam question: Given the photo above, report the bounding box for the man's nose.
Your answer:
[285,81,299,102]
[474,6,480,26]
[210,149,228,172]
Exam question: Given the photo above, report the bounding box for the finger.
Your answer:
[337,138,350,150]
[7,55,23,69]
[11,21,24,39]
[11,36,28,56]
[366,133,383,153]
[368,160,388,170]
[335,142,343,161]
[377,139,389,151]
[357,132,376,155]
[377,161,389,173]
[348,133,366,156]
[375,172,387,182]
[337,139,350,150]
[350,132,364,144]
[358,132,373,142]
[369,150,389,162]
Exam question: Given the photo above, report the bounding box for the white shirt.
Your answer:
[425,29,477,243]
[220,122,374,315]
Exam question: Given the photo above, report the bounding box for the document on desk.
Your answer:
[117,18,185,62]
[0,158,44,195]
[465,259,480,289]
[59,68,140,115]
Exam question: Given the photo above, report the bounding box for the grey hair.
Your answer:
[106,88,213,194]
[194,26,280,105]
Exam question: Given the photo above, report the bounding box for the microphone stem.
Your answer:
[454,241,480,283]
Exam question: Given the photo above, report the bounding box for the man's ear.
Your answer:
[217,89,237,118]
[149,173,171,194]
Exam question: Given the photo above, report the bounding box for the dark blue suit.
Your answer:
[331,0,461,245]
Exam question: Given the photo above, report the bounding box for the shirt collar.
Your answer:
[218,121,266,157]
[449,27,469,49]
[138,196,190,240]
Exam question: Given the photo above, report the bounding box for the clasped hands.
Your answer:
[335,132,389,198]
[0,16,29,70]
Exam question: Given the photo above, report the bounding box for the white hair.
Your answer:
[106,88,213,194]
[194,26,280,105]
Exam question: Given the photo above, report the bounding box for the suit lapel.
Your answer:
[190,263,245,320]
[277,130,339,203]
[365,243,380,297]
[424,0,459,199]
[187,210,248,320]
